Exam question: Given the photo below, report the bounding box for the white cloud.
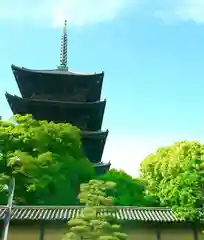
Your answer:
[0,0,136,28]
[1,0,204,27]
[154,0,204,24]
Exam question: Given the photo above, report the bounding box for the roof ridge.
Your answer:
[11,64,104,76]
[0,205,170,210]
[7,93,106,105]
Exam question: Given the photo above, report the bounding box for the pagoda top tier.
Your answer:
[11,20,105,102]
[12,64,104,102]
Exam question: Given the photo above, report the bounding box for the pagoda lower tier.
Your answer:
[94,162,111,175]
[11,65,104,102]
[6,93,106,131]
[6,93,109,166]
[82,130,108,163]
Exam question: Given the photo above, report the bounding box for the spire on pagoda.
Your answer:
[58,20,68,70]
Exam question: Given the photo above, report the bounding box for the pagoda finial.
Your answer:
[58,20,68,70]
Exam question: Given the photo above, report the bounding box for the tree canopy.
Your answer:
[140,141,204,219]
[2,114,203,221]
[0,114,95,205]
[63,180,127,240]
[99,169,158,207]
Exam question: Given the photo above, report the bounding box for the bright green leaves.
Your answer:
[99,169,158,207]
[140,141,204,219]
[0,114,95,205]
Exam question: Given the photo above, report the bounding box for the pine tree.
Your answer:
[62,180,128,240]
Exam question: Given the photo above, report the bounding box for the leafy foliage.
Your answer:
[99,169,158,207]
[0,114,95,205]
[63,180,128,240]
[140,141,204,219]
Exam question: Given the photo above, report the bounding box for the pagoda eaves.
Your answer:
[6,93,106,131]
[12,65,104,102]
[12,64,104,76]
[94,162,111,175]
[81,130,109,139]
[82,132,108,163]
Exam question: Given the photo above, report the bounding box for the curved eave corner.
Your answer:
[81,130,109,139]
[99,99,107,122]
[94,161,111,173]
[5,92,21,102]
[94,161,111,168]
[100,99,106,111]
[5,92,10,106]
[5,92,18,114]
[5,92,13,102]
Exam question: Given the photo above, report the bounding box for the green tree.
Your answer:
[99,169,158,207]
[63,180,128,240]
[140,141,204,219]
[0,114,95,205]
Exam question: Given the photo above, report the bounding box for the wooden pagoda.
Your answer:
[5,20,110,174]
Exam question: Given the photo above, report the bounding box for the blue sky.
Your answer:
[1,0,204,176]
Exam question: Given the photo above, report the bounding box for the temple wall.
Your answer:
[160,228,195,240]
[7,225,40,240]
[5,224,204,240]
[199,230,204,240]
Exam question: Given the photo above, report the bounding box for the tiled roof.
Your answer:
[12,64,104,76]
[0,206,182,223]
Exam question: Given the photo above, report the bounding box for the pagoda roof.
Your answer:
[94,161,110,167]
[81,130,109,139]
[6,92,106,107]
[6,93,106,131]
[11,64,104,101]
[12,64,104,77]
[82,132,108,163]
[94,161,111,174]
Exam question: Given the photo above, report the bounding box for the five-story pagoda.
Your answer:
[5,20,110,174]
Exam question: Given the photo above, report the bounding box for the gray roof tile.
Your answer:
[0,206,182,223]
